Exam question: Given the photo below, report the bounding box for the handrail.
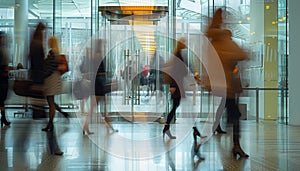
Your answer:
[243,87,288,91]
[242,87,288,123]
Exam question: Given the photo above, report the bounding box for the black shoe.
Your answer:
[215,125,226,134]
[163,130,176,139]
[1,118,11,127]
[193,127,206,140]
[61,112,70,118]
[54,151,64,156]
[41,124,53,132]
[163,125,176,139]
[215,128,227,134]
[232,145,249,158]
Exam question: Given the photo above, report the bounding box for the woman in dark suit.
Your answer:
[0,31,10,127]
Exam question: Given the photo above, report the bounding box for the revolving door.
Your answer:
[98,6,170,122]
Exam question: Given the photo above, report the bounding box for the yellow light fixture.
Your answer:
[265,5,270,10]
[121,6,154,15]
[121,6,154,11]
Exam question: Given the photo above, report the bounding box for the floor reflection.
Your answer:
[0,114,299,170]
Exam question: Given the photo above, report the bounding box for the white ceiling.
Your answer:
[0,0,92,18]
[0,0,169,18]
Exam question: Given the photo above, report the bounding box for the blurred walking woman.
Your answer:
[207,8,249,158]
[162,37,188,139]
[0,31,10,127]
[42,36,68,131]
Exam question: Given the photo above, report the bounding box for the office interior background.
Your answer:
[1,0,300,170]
[0,0,289,123]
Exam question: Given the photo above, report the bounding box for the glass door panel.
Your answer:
[99,6,169,122]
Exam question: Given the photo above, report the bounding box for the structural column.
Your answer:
[14,0,28,68]
[249,0,264,119]
[263,0,278,120]
[289,0,300,126]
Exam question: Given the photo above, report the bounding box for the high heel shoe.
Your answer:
[82,128,94,135]
[232,145,249,158]
[215,128,227,134]
[61,112,70,118]
[1,117,11,127]
[193,127,206,140]
[104,118,118,132]
[54,151,64,156]
[214,124,226,134]
[82,130,94,135]
[41,123,54,132]
[163,130,176,139]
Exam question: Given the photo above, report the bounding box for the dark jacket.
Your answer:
[30,39,45,84]
[44,50,59,79]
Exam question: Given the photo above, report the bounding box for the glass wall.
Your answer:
[0,0,288,123]
[174,0,288,122]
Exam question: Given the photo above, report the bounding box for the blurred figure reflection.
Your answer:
[78,47,94,134]
[149,50,165,93]
[94,39,117,133]
[207,8,249,158]
[0,31,11,128]
[80,44,98,135]
[164,139,176,171]
[80,39,117,134]
[41,36,69,132]
[46,128,63,155]
[191,132,205,169]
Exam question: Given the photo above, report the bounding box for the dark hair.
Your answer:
[32,22,46,40]
[17,63,24,69]
[0,31,6,38]
[0,31,7,46]
[210,8,223,28]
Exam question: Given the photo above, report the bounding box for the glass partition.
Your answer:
[0,0,289,123]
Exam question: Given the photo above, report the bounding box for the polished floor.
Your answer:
[1,109,300,171]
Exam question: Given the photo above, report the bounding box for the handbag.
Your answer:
[13,80,45,99]
[73,78,92,99]
[95,74,118,96]
[58,54,69,74]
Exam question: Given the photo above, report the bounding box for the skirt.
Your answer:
[44,71,62,96]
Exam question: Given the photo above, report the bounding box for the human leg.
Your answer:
[0,104,10,127]
[213,97,226,134]
[83,96,95,135]
[225,98,248,158]
[163,97,180,139]
[0,83,10,127]
[54,103,69,118]
[42,96,56,131]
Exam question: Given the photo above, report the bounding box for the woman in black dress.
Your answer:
[0,31,10,127]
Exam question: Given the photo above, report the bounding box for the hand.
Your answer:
[169,87,176,94]
[194,76,202,85]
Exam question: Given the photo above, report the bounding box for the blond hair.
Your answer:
[48,36,60,56]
